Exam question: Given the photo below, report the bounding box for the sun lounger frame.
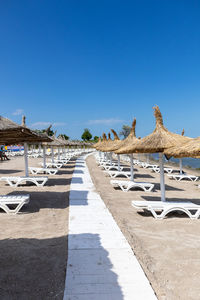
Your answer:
[0,194,30,214]
[0,176,48,187]
[110,180,154,192]
[132,200,200,219]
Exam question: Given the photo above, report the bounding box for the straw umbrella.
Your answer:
[116,106,190,201]
[99,130,121,165]
[98,132,120,163]
[93,137,101,149]
[44,135,64,163]
[115,119,138,180]
[0,115,51,176]
[164,137,200,159]
[93,136,103,158]
[179,129,185,174]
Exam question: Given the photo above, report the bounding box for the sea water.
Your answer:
[151,154,200,170]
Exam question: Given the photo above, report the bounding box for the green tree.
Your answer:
[119,125,131,139]
[34,128,54,136]
[81,128,92,141]
[58,134,69,140]
[93,136,99,142]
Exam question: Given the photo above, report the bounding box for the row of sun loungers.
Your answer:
[0,149,93,214]
[97,156,155,192]
[95,153,200,219]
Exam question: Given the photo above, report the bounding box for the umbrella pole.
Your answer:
[179,158,183,174]
[130,154,134,182]
[39,143,41,155]
[110,152,113,165]
[159,153,166,202]
[51,146,54,163]
[43,146,46,168]
[58,147,60,160]
[24,142,29,177]
[117,154,120,171]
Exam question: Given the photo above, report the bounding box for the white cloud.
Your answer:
[31,121,66,129]
[31,122,51,128]
[53,122,67,126]
[12,109,24,116]
[87,118,124,125]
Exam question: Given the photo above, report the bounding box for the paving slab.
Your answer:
[63,154,157,300]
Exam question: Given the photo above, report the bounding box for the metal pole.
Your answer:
[110,152,113,165]
[43,146,46,168]
[117,154,120,171]
[159,153,166,202]
[39,143,41,155]
[51,146,54,163]
[179,158,183,174]
[58,147,60,160]
[24,143,29,177]
[130,154,134,182]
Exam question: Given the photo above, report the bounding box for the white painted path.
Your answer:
[63,155,157,300]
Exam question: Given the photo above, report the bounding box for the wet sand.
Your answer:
[0,156,75,300]
[86,154,200,300]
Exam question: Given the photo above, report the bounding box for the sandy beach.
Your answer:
[1,153,200,299]
[86,154,200,300]
[0,156,75,300]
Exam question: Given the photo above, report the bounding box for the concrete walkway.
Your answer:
[63,155,157,300]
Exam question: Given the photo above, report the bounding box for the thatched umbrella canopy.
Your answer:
[116,107,190,154]
[115,106,190,202]
[112,119,138,179]
[164,137,200,158]
[0,115,52,176]
[96,133,113,151]
[93,137,102,149]
[100,130,122,152]
[115,118,138,154]
[0,116,51,144]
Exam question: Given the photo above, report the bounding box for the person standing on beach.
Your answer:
[0,146,9,161]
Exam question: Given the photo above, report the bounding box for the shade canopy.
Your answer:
[164,137,200,158]
[96,133,113,151]
[115,118,139,154]
[0,116,51,144]
[100,130,121,152]
[115,106,190,154]
[44,135,65,147]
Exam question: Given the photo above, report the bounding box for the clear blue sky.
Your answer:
[1,0,200,139]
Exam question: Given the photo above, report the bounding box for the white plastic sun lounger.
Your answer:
[151,167,173,174]
[0,194,30,214]
[167,174,198,181]
[103,165,124,171]
[141,163,158,169]
[104,170,131,178]
[0,176,48,187]
[29,167,58,175]
[41,162,63,169]
[132,200,200,219]
[110,180,154,192]
[54,159,69,164]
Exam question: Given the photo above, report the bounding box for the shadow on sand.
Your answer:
[64,233,123,299]
[0,236,68,299]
